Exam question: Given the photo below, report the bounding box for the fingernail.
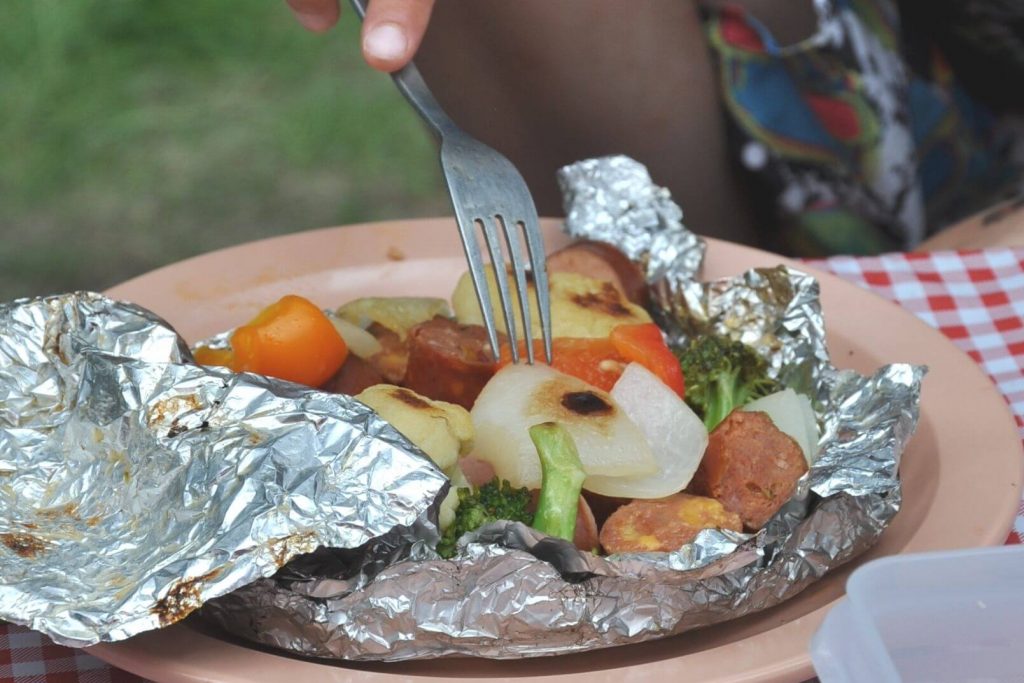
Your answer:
[364,22,408,62]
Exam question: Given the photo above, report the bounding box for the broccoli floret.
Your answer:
[436,422,586,558]
[436,478,533,559]
[676,334,781,432]
[529,422,587,543]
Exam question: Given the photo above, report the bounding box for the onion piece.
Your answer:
[470,364,657,490]
[328,315,383,359]
[742,388,819,465]
[586,363,708,498]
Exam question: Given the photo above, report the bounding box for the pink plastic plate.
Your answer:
[92,218,1023,683]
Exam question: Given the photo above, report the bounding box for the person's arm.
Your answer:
[285,0,434,72]
[917,197,1024,251]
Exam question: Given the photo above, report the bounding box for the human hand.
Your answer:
[285,0,435,72]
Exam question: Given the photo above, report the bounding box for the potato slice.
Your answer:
[452,267,651,339]
[356,384,472,472]
[470,364,658,490]
[337,297,451,339]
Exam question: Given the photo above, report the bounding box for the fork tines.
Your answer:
[457,215,552,365]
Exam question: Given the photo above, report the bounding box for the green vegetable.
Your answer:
[529,422,587,543]
[436,478,533,559]
[676,334,781,432]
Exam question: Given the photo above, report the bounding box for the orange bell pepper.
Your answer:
[500,323,685,397]
[194,295,348,387]
[498,337,625,392]
[609,323,686,397]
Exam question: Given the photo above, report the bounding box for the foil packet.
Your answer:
[203,157,923,659]
[0,293,448,646]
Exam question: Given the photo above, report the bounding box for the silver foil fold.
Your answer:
[0,293,448,647]
[558,155,706,282]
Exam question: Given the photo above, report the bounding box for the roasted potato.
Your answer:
[452,268,651,339]
[355,384,473,472]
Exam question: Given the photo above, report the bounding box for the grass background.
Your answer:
[0,0,444,300]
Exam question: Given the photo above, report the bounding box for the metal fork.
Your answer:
[348,0,552,364]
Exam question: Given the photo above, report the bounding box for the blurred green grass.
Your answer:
[0,0,444,300]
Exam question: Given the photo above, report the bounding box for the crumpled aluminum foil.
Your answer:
[201,158,924,660]
[559,155,705,282]
[0,293,448,647]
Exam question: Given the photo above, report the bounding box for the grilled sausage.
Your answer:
[547,240,649,306]
[403,317,500,409]
[320,355,384,396]
[689,410,807,530]
[599,493,742,554]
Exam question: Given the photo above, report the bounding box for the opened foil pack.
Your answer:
[0,155,923,660]
[0,294,447,646]
[203,156,922,659]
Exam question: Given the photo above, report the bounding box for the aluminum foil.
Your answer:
[559,155,706,282]
[202,158,924,660]
[0,293,448,647]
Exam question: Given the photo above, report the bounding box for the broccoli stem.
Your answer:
[529,422,587,543]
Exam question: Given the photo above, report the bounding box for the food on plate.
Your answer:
[337,297,451,339]
[547,240,649,306]
[500,322,685,396]
[688,410,808,529]
[528,422,588,544]
[354,384,473,473]
[599,493,743,554]
[470,363,658,492]
[194,294,348,387]
[676,333,782,431]
[742,388,819,465]
[452,267,651,338]
[194,240,818,556]
[403,316,499,409]
[321,355,384,396]
[582,362,706,499]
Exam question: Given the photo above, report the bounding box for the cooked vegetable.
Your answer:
[452,268,651,339]
[599,493,743,554]
[609,323,686,397]
[195,295,349,387]
[470,364,657,491]
[585,363,707,498]
[499,336,625,391]
[438,465,470,531]
[676,334,781,431]
[328,315,383,359]
[337,297,451,339]
[355,384,473,472]
[436,478,533,559]
[742,388,819,465]
[529,422,587,543]
[689,410,807,530]
[499,323,684,396]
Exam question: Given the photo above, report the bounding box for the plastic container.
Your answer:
[811,545,1024,682]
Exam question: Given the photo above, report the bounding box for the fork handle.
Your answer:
[347,0,456,139]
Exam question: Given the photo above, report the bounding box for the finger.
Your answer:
[286,0,341,33]
[361,0,436,72]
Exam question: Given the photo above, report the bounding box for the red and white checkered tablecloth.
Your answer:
[2,248,1023,683]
